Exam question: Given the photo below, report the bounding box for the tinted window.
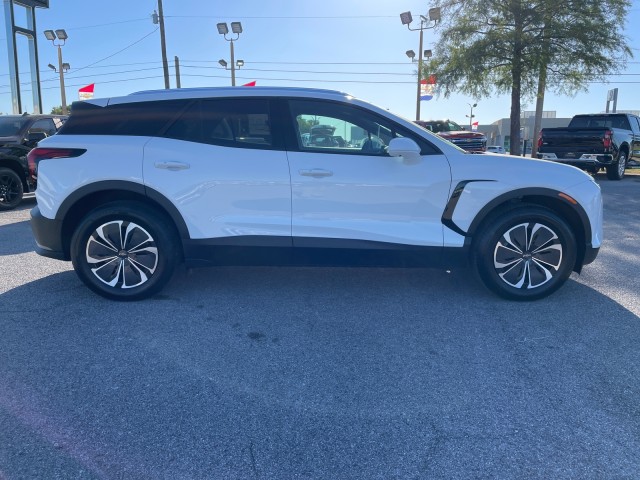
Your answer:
[570,115,631,130]
[59,100,189,136]
[164,98,274,149]
[289,99,439,155]
[29,118,57,136]
[0,117,29,136]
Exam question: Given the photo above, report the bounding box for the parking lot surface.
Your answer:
[1,173,639,479]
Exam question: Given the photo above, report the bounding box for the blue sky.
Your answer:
[1,0,639,126]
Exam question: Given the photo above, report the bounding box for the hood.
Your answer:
[453,152,594,189]
[438,130,485,139]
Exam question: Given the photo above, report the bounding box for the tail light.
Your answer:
[27,147,86,180]
[603,130,613,149]
[537,132,543,149]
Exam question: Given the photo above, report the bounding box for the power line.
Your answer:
[71,28,159,75]
[165,15,396,19]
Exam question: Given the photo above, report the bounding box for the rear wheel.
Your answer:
[0,168,24,211]
[606,151,627,180]
[473,206,577,301]
[70,202,180,301]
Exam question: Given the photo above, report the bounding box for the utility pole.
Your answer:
[156,0,170,89]
[174,56,181,88]
[56,43,67,114]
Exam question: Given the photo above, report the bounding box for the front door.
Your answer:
[285,99,451,248]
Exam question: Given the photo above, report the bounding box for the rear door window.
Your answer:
[163,98,277,150]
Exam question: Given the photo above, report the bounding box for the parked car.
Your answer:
[537,113,640,180]
[0,113,66,210]
[486,145,506,154]
[30,87,602,301]
[414,120,487,152]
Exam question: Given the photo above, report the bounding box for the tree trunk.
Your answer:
[530,64,547,159]
[509,8,524,156]
[531,24,550,160]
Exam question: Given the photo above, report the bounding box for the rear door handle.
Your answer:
[155,161,190,171]
[299,169,333,178]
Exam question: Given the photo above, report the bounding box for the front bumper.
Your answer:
[30,206,68,260]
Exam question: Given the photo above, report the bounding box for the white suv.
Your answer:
[29,87,603,301]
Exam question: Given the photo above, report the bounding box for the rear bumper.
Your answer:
[537,152,614,167]
[30,206,68,260]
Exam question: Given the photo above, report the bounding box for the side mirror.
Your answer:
[25,131,47,146]
[387,137,422,164]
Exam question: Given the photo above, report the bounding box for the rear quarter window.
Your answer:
[59,100,190,136]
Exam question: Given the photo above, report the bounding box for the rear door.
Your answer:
[143,98,291,242]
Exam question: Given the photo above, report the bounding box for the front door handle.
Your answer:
[299,169,333,178]
[155,161,190,171]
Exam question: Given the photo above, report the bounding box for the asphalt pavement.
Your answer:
[1,173,639,479]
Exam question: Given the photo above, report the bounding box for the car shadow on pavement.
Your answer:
[0,219,38,255]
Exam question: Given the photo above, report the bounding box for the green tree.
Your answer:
[50,105,65,115]
[427,0,632,155]
[297,117,319,134]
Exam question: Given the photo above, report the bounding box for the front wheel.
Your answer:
[473,207,577,301]
[0,167,24,211]
[70,202,180,301]
[606,151,627,180]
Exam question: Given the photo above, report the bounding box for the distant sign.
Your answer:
[14,0,49,7]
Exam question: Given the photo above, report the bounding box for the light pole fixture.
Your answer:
[400,7,441,121]
[218,58,245,75]
[466,102,477,129]
[43,28,69,115]
[217,21,243,86]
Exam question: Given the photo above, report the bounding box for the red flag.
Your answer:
[242,81,256,87]
[78,83,95,100]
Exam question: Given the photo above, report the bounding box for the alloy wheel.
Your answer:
[618,153,627,178]
[86,220,158,288]
[0,172,21,206]
[493,222,563,289]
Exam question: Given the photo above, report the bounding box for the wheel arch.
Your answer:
[464,187,591,272]
[56,180,189,259]
[0,159,28,191]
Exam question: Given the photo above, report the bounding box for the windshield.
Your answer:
[0,117,29,137]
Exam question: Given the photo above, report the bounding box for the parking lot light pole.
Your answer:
[217,22,243,86]
[466,102,477,129]
[400,8,441,121]
[44,29,69,114]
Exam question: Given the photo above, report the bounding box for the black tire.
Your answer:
[0,167,24,211]
[70,202,180,301]
[472,206,577,301]
[606,150,627,180]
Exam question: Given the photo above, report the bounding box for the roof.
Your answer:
[88,86,355,107]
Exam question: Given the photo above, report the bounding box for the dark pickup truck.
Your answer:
[0,114,66,210]
[537,113,640,180]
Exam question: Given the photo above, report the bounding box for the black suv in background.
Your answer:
[0,114,66,210]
